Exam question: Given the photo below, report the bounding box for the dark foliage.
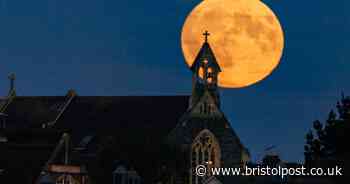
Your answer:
[304,94,350,170]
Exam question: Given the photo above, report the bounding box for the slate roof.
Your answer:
[0,128,63,183]
[1,95,189,183]
[5,96,188,137]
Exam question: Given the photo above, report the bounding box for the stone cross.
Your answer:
[203,30,210,42]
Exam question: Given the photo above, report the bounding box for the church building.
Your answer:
[0,32,249,184]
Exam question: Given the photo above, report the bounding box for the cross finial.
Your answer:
[203,30,210,42]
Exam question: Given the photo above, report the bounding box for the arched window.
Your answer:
[113,165,127,184]
[200,102,213,115]
[198,67,205,79]
[206,67,214,84]
[190,129,221,184]
[127,169,141,184]
[56,174,78,184]
[113,166,141,184]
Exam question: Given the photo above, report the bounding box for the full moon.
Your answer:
[181,0,284,88]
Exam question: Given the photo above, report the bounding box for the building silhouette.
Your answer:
[0,32,249,184]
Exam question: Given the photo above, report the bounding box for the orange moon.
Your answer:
[181,0,284,88]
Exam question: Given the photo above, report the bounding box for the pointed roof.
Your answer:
[1,95,189,183]
[190,31,221,72]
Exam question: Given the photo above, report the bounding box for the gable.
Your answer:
[168,91,249,167]
[190,42,221,72]
[189,90,222,118]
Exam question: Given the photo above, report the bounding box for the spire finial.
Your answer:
[203,30,210,43]
[8,73,15,92]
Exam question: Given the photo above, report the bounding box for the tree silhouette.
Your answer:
[304,94,350,168]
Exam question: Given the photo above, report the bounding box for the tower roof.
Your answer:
[190,31,221,72]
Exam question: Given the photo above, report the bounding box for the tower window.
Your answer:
[198,67,205,79]
[206,68,215,84]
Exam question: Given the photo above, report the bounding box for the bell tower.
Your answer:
[189,31,221,108]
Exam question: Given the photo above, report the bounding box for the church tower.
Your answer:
[168,31,249,184]
[189,31,221,109]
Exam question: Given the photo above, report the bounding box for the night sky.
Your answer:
[0,0,349,162]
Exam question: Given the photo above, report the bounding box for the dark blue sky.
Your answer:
[0,0,349,162]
